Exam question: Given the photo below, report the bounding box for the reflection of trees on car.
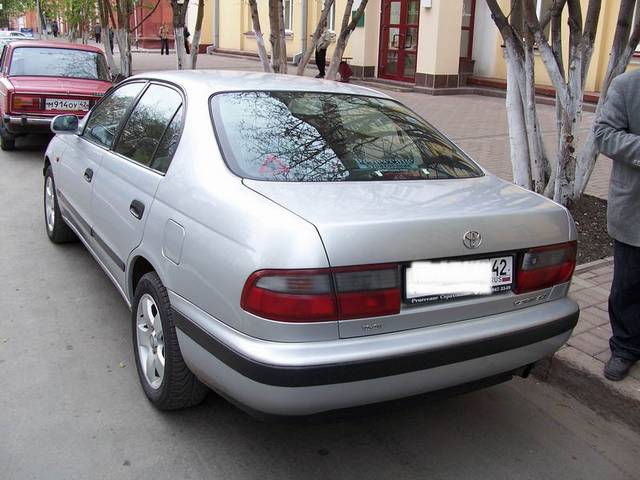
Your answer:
[9,48,109,80]
[216,92,482,182]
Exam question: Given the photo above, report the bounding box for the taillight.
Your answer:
[11,94,42,111]
[241,264,401,322]
[515,241,577,294]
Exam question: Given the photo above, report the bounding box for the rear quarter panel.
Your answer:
[134,96,337,341]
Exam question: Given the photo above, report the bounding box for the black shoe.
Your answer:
[315,74,324,78]
[604,355,636,381]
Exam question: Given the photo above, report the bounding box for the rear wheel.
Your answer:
[132,272,208,410]
[44,166,77,243]
[1,132,15,151]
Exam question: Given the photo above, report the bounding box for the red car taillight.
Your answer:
[514,241,577,294]
[241,264,401,322]
[11,94,43,111]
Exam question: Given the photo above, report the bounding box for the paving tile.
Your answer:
[568,331,610,357]
[571,276,596,289]
[589,325,612,342]
[595,351,611,363]
[580,306,610,327]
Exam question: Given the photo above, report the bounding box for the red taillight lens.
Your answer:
[241,265,401,322]
[241,270,338,322]
[515,241,577,294]
[11,95,42,111]
[334,266,400,319]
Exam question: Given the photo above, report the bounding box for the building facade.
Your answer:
[209,0,640,94]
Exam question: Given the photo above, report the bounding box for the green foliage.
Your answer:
[3,0,36,17]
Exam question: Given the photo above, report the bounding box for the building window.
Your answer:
[328,3,336,32]
[284,0,293,32]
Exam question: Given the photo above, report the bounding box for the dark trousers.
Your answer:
[609,240,640,361]
[160,38,169,55]
[184,40,190,55]
[316,48,327,77]
[95,33,101,43]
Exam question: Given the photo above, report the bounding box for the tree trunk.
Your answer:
[268,0,286,73]
[296,0,335,76]
[116,29,132,77]
[98,0,117,73]
[171,0,190,70]
[190,0,205,69]
[326,0,368,80]
[278,0,287,73]
[248,0,272,72]
[504,42,532,190]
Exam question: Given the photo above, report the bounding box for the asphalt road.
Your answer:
[1,134,640,480]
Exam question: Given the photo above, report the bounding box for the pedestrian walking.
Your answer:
[594,69,640,381]
[159,24,170,55]
[94,23,102,43]
[184,26,191,55]
[51,21,58,38]
[314,22,335,79]
[109,28,114,54]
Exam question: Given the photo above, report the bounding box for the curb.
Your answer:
[533,255,640,433]
[533,343,640,434]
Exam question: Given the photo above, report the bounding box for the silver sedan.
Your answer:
[43,71,579,416]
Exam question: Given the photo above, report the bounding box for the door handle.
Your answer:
[83,168,93,182]
[129,200,145,220]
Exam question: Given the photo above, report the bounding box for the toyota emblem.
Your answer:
[463,231,482,249]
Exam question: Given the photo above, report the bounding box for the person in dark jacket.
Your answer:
[184,26,191,55]
[594,69,640,381]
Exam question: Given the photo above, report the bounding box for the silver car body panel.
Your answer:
[44,70,580,415]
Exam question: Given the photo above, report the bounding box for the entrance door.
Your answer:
[379,0,420,82]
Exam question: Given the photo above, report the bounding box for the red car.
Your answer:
[0,41,112,150]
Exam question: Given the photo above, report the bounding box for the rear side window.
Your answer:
[114,84,183,171]
[149,106,184,173]
[84,82,145,148]
[211,91,483,182]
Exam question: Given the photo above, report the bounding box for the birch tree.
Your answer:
[326,0,368,80]
[170,0,190,70]
[114,0,134,77]
[189,0,205,69]
[296,0,335,76]
[97,0,117,73]
[487,0,640,206]
[268,0,287,73]
[248,0,272,72]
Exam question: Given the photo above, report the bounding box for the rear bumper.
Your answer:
[3,114,53,134]
[171,294,579,416]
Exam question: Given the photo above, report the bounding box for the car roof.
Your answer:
[128,70,392,99]
[6,41,104,53]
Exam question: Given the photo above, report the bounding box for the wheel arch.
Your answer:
[128,254,165,302]
[43,156,51,176]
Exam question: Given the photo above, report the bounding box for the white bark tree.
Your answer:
[248,0,273,72]
[326,0,368,80]
[171,0,190,70]
[268,0,287,73]
[487,0,640,206]
[190,0,205,69]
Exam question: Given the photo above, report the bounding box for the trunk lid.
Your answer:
[244,175,573,338]
[8,76,111,96]
[244,175,571,266]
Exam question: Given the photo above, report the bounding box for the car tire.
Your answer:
[132,272,208,410]
[44,166,78,243]
[1,132,15,151]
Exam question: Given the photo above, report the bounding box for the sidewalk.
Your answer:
[125,51,636,425]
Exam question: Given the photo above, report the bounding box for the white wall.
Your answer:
[471,0,498,77]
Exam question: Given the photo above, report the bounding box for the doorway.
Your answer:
[378,0,420,82]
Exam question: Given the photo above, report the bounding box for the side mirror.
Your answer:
[51,115,79,134]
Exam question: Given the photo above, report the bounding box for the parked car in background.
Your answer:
[0,30,31,38]
[0,41,111,150]
[43,71,580,417]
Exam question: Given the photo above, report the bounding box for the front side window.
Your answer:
[114,84,183,170]
[84,82,145,148]
[211,92,483,182]
[9,47,110,80]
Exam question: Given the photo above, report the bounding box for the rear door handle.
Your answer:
[83,168,93,182]
[129,200,145,220]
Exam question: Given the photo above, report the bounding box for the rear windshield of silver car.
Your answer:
[9,47,110,81]
[211,91,483,182]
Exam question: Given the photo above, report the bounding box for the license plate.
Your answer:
[405,256,513,305]
[45,98,90,111]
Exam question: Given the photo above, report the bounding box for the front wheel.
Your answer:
[132,272,208,410]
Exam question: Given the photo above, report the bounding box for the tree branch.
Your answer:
[132,0,161,33]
